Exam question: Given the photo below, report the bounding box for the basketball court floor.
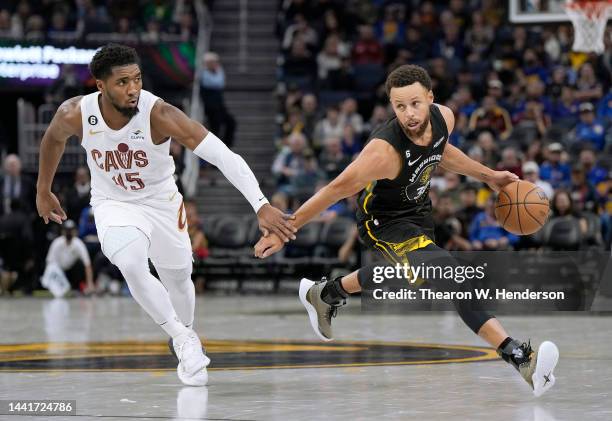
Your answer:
[0,294,610,420]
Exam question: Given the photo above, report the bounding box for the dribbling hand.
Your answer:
[36,190,67,224]
[486,170,519,192]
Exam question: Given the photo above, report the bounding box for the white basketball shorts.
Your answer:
[93,189,192,269]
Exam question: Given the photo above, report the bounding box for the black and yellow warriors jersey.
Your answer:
[357,104,449,226]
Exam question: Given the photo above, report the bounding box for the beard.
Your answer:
[402,114,430,139]
[107,91,139,118]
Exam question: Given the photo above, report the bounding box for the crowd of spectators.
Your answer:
[0,0,199,44]
[273,0,611,257]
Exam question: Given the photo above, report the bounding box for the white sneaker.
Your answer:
[172,330,210,386]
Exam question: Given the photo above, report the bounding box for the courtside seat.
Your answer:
[540,216,582,251]
[311,217,357,270]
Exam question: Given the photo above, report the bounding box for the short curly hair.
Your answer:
[89,44,141,80]
[385,64,432,96]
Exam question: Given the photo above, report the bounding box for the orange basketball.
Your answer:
[494,180,550,235]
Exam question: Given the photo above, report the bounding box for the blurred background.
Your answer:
[0,0,609,298]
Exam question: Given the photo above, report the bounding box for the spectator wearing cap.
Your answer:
[579,149,608,187]
[522,161,554,200]
[468,96,513,140]
[573,102,606,151]
[539,142,571,189]
[200,52,236,147]
[45,220,94,295]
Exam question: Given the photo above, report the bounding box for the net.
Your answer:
[565,0,611,54]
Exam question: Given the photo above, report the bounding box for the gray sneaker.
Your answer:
[506,339,559,397]
[520,341,559,397]
[299,278,344,341]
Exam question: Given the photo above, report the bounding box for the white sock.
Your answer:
[156,266,196,330]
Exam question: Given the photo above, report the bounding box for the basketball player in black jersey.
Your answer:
[255,65,558,396]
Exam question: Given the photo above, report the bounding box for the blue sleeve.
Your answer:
[78,208,89,238]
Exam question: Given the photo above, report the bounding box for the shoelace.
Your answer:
[516,340,533,366]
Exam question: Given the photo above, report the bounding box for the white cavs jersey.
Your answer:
[80,89,177,205]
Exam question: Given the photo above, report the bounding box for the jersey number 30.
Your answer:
[112,172,145,190]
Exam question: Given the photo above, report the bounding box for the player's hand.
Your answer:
[254,233,285,258]
[36,190,67,224]
[256,203,297,242]
[486,170,519,192]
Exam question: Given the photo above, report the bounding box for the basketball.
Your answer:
[494,180,550,235]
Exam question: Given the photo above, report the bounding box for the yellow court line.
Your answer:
[0,340,499,371]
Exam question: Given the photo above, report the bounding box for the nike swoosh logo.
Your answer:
[89,129,104,135]
[433,136,445,148]
[407,156,421,166]
[258,197,265,201]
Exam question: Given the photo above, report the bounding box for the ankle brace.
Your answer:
[320,277,349,306]
[497,337,526,370]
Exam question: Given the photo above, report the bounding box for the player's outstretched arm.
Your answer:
[436,104,518,192]
[439,143,518,192]
[254,139,400,258]
[36,97,82,224]
[151,101,296,241]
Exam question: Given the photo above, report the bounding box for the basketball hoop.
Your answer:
[565,0,611,54]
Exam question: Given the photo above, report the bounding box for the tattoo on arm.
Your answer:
[480,172,489,180]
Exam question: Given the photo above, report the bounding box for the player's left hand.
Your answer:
[486,170,519,192]
[254,233,284,258]
[257,203,297,242]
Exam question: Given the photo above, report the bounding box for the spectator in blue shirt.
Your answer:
[596,91,612,121]
[539,142,571,189]
[573,102,606,151]
[579,149,609,187]
[551,85,578,124]
[469,196,518,250]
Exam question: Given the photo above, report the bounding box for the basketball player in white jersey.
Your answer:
[35,44,297,386]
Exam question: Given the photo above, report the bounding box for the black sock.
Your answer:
[320,276,349,306]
